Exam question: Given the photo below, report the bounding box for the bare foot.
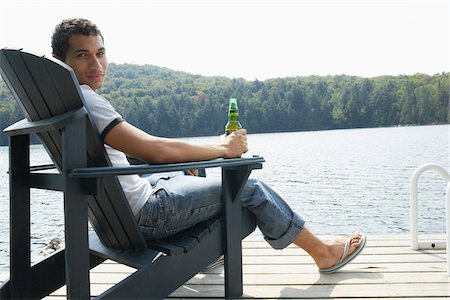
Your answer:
[315,232,364,270]
[293,228,365,270]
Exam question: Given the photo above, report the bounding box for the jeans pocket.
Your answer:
[139,188,170,241]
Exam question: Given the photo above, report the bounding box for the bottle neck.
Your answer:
[228,110,239,122]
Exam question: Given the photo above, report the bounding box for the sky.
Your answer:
[0,0,449,80]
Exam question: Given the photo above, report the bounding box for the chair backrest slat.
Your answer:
[0,48,147,250]
[0,50,63,169]
[25,52,68,113]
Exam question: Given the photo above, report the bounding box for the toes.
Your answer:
[347,232,363,253]
[350,232,362,243]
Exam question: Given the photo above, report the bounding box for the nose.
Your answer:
[89,56,103,71]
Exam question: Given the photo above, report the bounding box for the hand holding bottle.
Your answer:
[220,128,248,158]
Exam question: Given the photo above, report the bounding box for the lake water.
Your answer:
[0,124,449,275]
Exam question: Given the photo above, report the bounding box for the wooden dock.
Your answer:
[19,234,450,298]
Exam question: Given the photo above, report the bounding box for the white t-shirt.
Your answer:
[80,84,153,218]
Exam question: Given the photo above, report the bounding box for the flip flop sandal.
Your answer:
[319,233,367,273]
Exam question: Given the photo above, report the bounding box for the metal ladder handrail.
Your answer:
[410,163,450,275]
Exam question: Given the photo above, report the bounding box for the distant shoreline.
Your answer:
[1,123,448,147]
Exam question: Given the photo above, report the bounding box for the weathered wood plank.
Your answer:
[40,234,448,299]
[168,283,450,298]
[240,254,445,264]
[87,271,448,285]
[243,235,445,249]
[91,261,447,274]
[47,282,450,298]
[92,253,446,266]
[243,247,446,255]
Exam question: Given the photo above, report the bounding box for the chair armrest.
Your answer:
[3,108,87,137]
[69,157,264,178]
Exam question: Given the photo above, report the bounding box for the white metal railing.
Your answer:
[410,163,450,275]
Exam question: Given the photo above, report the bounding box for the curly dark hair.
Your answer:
[51,18,103,61]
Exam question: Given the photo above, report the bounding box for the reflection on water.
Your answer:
[0,124,448,274]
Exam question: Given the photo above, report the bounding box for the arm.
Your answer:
[104,121,248,164]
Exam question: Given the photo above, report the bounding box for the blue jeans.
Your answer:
[138,171,305,250]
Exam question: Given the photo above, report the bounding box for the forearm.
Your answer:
[141,137,228,164]
[104,121,238,164]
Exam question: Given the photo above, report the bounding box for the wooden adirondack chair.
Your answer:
[0,48,264,299]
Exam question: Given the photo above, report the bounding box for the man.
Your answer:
[51,18,365,273]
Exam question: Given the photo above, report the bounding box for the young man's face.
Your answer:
[63,34,107,91]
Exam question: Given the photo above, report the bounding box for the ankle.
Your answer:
[293,229,332,268]
[312,244,336,269]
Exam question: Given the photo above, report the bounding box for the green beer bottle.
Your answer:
[225,98,242,135]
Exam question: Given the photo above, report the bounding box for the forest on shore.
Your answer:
[0,63,448,146]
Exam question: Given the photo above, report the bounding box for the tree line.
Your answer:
[0,63,448,146]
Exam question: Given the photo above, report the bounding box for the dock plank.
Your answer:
[170,283,449,298]
[37,234,449,299]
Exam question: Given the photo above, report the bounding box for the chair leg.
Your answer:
[9,134,32,299]
[222,166,253,299]
[62,119,91,299]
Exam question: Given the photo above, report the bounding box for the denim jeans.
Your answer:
[138,171,305,250]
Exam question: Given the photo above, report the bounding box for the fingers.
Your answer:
[230,129,248,151]
[238,131,248,154]
[184,169,199,176]
[232,129,247,141]
[220,129,249,157]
